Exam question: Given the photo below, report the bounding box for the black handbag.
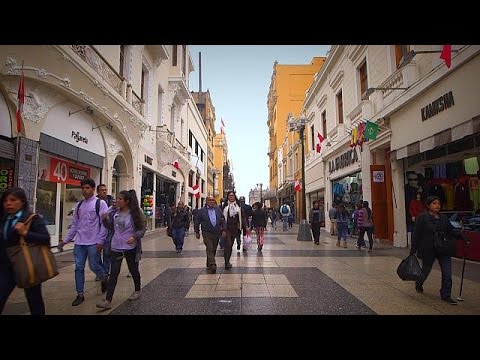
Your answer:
[397,254,422,281]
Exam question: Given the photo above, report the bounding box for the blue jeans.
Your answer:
[73,244,107,295]
[337,223,348,240]
[282,216,289,231]
[416,253,453,299]
[172,227,186,251]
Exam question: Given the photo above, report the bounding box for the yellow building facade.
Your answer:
[267,57,325,218]
[213,131,228,205]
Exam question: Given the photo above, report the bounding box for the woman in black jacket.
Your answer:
[411,195,464,305]
[0,187,51,315]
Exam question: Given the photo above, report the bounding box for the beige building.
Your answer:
[303,45,480,247]
[0,45,208,239]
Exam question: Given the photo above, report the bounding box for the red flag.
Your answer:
[173,160,179,169]
[440,45,452,68]
[192,184,201,198]
[294,179,302,192]
[316,132,324,153]
[221,118,225,127]
[16,64,25,133]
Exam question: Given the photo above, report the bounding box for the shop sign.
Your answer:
[71,131,88,144]
[421,91,455,121]
[0,168,14,193]
[329,149,359,173]
[49,157,90,186]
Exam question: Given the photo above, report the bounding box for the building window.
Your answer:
[201,179,205,193]
[172,45,178,66]
[188,171,194,187]
[310,124,315,151]
[395,45,410,68]
[322,110,327,138]
[157,87,163,126]
[294,152,298,172]
[170,104,175,134]
[337,91,343,124]
[119,45,125,78]
[359,60,368,98]
[195,140,199,155]
[141,66,146,100]
[189,130,193,148]
[201,150,204,162]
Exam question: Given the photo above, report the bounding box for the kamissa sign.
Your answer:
[329,149,359,174]
[0,168,14,193]
[421,91,455,121]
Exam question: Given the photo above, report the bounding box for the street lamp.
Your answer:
[287,114,312,242]
[257,183,263,206]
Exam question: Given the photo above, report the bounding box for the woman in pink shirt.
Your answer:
[96,190,145,309]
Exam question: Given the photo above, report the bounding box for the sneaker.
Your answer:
[128,291,141,301]
[207,265,217,274]
[96,299,112,309]
[176,249,182,253]
[72,295,85,306]
[415,284,424,293]
[237,244,241,251]
[442,297,458,305]
[225,262,232,270]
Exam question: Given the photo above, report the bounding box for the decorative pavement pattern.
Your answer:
[4,224,480,315]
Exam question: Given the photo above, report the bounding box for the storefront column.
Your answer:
[392,158,408,247]
[14,137,39,209]
[361,145,372,205]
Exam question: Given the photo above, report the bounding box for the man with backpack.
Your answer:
[280,202,291,231]
[96,184,114,277]
[58,178,109,306]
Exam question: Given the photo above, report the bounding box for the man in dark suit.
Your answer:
[194,196,226,274]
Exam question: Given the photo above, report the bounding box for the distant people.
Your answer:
[335,204,349,248]
[279,203,291,231]
[169,201,189,253]
[194,196,226,274]
[357,201,374,252]
[0,187,51,315]
[96,190,145,309]
[251,202,267,251]
[409,191,424,225]
[309,200,324,245]
[410,195,467,305]
[184,205,191,235]
[222,191,246,269]
[353,202,366,248]
[270,208,277,229]
[59,178,109,306]
[329,204,337,235]
[96,184,114,278]
[238,196,253,251]
[288,208,294,228]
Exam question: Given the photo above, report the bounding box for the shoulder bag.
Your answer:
[6,214,59,288]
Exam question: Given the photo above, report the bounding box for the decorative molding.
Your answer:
[103,129,124,156]
[5,57,71,87]
[329,70,344,91]
[316,94,327,109]
[347,45,367,65]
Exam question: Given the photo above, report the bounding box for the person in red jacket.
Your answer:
[409,191,424,224]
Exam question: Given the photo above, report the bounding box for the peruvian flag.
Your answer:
[440,44,452,68]
[173,160,179,169]
[316,132,324,153]
[192,184,201,198]
[294,179,302,192]
[16,63,25,133]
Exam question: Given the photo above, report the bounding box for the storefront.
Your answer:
[391,51,480,259]
[0,92,15,196]
[325,146,362,231]
[35,101,107,246]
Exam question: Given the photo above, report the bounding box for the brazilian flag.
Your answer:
[364,120,379,140]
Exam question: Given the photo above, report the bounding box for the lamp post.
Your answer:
[287,114,312,242]
[257,183,263,206]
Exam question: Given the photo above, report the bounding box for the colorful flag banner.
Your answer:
[192,184,201,198]
[364,120,379,141]
[440,44,452,68]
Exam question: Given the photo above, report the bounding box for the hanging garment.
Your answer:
[469,176,480,211]
[427,184,446,205]
[454,183,472,211]
[442,182,455,210]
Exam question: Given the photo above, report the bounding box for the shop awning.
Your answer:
[393,116,480,160]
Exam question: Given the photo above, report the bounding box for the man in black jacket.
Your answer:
[194,196,226,273]
[239,196,252,251]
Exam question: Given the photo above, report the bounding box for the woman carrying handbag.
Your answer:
[0,188,51,315]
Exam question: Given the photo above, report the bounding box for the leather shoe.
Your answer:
[207,265,217,274]
[415,285,424,293]
[72,295,85,306]
[225,262,232,270]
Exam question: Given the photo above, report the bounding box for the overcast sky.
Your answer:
[189,45,330,204]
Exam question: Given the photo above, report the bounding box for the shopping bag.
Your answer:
[396,254,422,281]
[243,235,252,250]
[6,215,59,288]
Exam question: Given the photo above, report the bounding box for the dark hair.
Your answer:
[223,191,239,208]
[96,184,107,192]
[119,189,145,230]
[362,201,372,219]
[1,187,29,213]
[425,195,440,207]
[81,178,96,188]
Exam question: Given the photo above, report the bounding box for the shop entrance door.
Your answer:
[370,165,388,241]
